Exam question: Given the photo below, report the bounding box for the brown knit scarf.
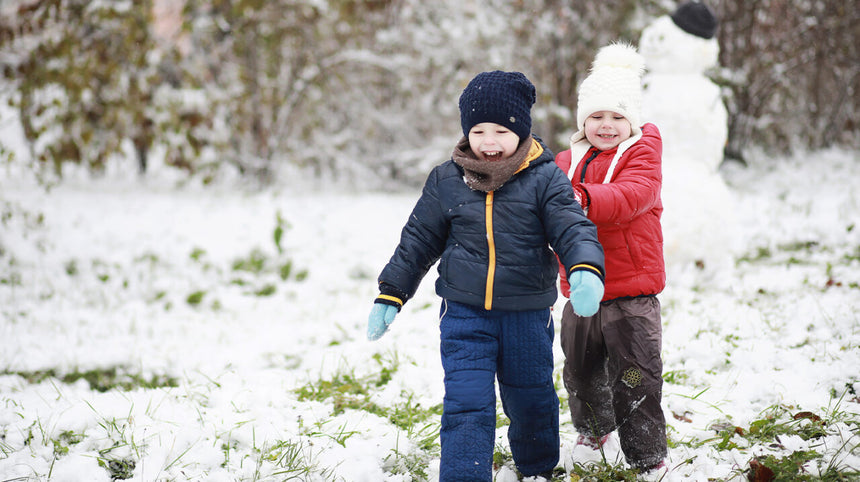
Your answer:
[452,136,532,192]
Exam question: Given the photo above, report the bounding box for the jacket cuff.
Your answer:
[569,264,604,282]
[376,283,408,311]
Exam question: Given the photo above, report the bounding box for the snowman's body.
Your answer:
[640,15,739,282]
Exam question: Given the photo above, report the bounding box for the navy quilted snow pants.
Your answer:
[438,300,559,481]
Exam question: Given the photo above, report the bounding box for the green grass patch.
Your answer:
[568,461,645,481]
[4,366,178,392]
[663,369,690,385]
[186,290,206,305]
[51,429,84,456]
[738,245,772,263]
[98,457,136,480]
[294,353,442,432]
[295,369,383,415]
[261,439,336,480]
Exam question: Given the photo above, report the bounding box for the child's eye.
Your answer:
[613,115,624,120]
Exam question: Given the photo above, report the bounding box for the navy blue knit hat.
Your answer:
[458,71,535,141]
[671,1,718,39]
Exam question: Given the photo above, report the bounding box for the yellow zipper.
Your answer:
[485,191,495,310]
[481,138,542,311]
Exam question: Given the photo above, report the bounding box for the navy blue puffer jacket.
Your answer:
[378,137,604,312]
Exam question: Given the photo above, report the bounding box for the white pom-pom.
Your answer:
[591,42,646,77]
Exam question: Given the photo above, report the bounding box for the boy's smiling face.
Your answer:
[468,122,521,162]
[584,111,633,150]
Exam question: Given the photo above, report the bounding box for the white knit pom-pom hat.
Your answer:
[576,42,646,134]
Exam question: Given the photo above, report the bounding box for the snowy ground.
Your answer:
[1,148,859,481]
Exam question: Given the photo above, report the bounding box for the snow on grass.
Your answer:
[1,148,859,481]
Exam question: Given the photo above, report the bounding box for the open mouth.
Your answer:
[482,151,503,161]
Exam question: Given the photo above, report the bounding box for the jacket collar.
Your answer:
[568,129,643,184]
[453,136,542,192]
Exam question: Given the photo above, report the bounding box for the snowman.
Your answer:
[639,1,740,285]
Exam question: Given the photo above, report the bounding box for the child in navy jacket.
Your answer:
[367,70,605,481]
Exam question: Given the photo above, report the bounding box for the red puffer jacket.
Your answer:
[556,123,665,301]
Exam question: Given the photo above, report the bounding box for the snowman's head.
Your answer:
[639,16,719,75]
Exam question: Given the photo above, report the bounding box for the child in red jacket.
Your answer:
[555,42,668,477]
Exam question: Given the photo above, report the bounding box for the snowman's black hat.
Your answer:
[671,1,718,39]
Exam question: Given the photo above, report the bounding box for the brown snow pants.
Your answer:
[560,296,667,469]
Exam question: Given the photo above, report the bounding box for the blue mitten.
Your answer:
[568,271,604,317]
[367,303,398,341]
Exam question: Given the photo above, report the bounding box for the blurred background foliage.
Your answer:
[0,0,857,186]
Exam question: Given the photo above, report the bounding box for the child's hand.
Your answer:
[573,185,586,208]
[569,271,604,317]
[573,185,591,215]
[367,303,398,340]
